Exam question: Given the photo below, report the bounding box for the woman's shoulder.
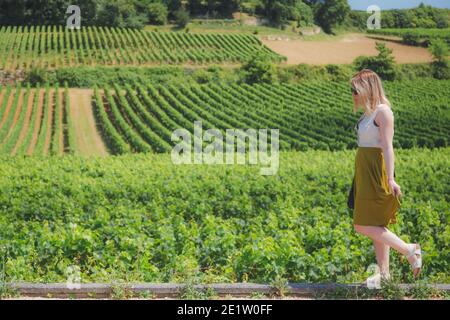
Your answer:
[376,104,393,115]
[374,104,394,126]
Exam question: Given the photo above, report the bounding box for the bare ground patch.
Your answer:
[69,89,108,156]
[262,33,433,65]
[12,89,35,155]
[1,89,24,144]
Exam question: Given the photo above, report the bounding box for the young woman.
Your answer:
[351,69,422,288]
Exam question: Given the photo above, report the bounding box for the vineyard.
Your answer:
[93,79,450,154]
[0,79,448,156]
[0,19,449,295]
[0,83,75,156]
[0,26,285,70]
[368,28,450,44]
[0,149,448,283]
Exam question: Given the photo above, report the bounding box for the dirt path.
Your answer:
[0,89,15,129]
[262,33,433,65]
[69,89,108,156]
[2,89,24,144]
[27,89,44,155]
[42,89,54,155]
[12,89,35,155]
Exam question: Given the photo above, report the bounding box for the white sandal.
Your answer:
[406,244,422,279]
[366,272,390,290]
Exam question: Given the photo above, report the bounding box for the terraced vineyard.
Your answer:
[0,79,448,156]
[93,79,450,154]
[368,28,450,44]
[0,26,285,70]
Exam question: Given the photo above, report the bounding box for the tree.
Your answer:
[240,53,277,84]
[292,1,314,27]
[174,7,190,28]
[259,0,313,28]
[353,42,397,80]
[164,0,183,19]
[147,2,169,25]
[97,0,146,28]
[0,0,85,25]
[315,0,351,34]
[429,39,450,79]
[433,10,449,28]
[188,0,203,16]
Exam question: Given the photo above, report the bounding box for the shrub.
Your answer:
[174,7,190,28]
[429,39,450,79]
[25,67,55,85]
[325,64,352,82]
[147,3,168,25]
[240,54,277,84]
[353,42,397,80]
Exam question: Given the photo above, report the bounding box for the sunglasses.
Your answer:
[351,87,359,95]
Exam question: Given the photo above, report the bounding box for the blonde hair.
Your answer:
[351,69,391,114]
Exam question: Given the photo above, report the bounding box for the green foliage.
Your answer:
[147,2,169,25]
[429,39,450,62]
[314,0,351,34]
[292,1,314,27]
[379,278,406,300]
[174,7,190,28]
[2,78,448,156]
[429,39,450,79]
[0,148,448,283]
[0,26,284,71]
[257,0,314,28]
[96,0,147,29]
[99,78,449,153]
[26,68,53,86]
[241,53,277,84]
[368,28,450,46]
[354,42,397,81]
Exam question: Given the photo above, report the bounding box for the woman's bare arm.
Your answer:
[376,106,401,196]
[377,106,395,179]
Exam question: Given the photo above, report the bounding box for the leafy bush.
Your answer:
[147,2,168,25]
[353,42,397,81]
[174,7,190,28]
[429,39,450,79]
[26,67,55,86]
[240,54,277,84]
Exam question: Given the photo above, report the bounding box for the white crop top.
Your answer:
[355,105,385,148]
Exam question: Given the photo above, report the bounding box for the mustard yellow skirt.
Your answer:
[353,147,401,227]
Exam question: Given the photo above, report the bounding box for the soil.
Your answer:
[1,89,24,144]
[27,89,44,155]
[12,89,35,155]
[68,89,108,156]
[262,33,433,65]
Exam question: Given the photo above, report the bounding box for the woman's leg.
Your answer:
[354,225,412,256]
[373,239,390,277]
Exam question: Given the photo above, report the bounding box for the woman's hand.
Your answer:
[388,178,402,198]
